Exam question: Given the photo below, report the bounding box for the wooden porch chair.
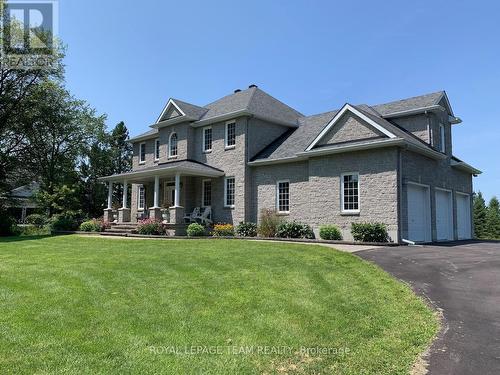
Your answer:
[195,207,212,225]
[183,207,200,223]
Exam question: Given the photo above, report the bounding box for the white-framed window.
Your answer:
[169,132,178,157]
[439,123,445,153]
[139,142,146,164]
[341,172,360,213]
[203,127,212,152]
[276,180,290,213]
[202,179,212,207]
[154,139,160,161]
[138,185,145,210]
[224,177,235,207]
[225,120,236,149]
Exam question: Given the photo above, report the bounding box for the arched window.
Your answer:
[169,133,178,157]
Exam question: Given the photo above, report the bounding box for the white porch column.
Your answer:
[174,173,180,207]
[107,182,113,209]
[122,180,128,209]
[153,176,160,208]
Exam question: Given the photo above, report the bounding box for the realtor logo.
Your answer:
[1,0,58,69]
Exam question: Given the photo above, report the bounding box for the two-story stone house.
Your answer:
[98,85,480,242]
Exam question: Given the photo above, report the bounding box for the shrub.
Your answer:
[212,223,234,237]
[25,214,48,227]
[276,221,315,239]
[0,213,17,237]
[351,222,389,243]
[236,222,257,237]
[257,209,283,237]
[80,219,106,232]
[187,223,206,237]
[137,219,166,235]
[49,212,81,232]
[17,225,50,236]
[319,225,343,240]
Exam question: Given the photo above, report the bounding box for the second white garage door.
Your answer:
[456,193,472,239]
[407,183,431,242]
[436,189,454,241]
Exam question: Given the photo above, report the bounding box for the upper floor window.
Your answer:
[224,177,235,207]
[202,179,212,207]
[225,120,236,149]
[155,139,160,161]
[341,172,359,213]
[276,180,290,213]
[439,123,445,153]
[138,185,145,210]
[169,133,178,157]
[203,127,212,152]
[139,142,146,164]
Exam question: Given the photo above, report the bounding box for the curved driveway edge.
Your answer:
[356,241,500,375]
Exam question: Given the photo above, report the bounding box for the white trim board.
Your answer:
[156,99,186,124]
[305,104,396,151]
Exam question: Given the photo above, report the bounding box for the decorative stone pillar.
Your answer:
[169,206,185,224]
[149,207,162,221]
[118,208,131,223]
[103,208,114,223]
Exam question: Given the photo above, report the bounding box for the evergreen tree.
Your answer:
[486,197,500,239]
[473,192,487,238]
[109,122,132,204]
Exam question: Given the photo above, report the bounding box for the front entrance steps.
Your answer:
[104,223,139,235]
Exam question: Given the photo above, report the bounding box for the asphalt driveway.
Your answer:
[356,241,500,375]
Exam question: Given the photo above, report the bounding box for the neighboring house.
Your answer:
[98,85,480,242]
[2,182,40,223]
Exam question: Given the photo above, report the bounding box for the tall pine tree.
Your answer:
[473,192,487,238]
[109,122,132,205]
[486,197,500,239]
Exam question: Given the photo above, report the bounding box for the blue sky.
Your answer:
[60,0,499,200]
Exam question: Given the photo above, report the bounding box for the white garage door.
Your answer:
[407,183,431,242]
[436,189,453,241]
[456,193,472,239]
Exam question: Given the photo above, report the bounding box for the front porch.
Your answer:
[98,160,225,226]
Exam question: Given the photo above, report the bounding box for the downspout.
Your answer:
[397,148,403,244]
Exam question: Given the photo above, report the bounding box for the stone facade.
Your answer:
[121,93,475,243]
[318,113,384,146]
[252,149,399,241]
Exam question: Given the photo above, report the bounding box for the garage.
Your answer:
[456,193,472,239]
[435,189,454,241]
[407,183,431,242]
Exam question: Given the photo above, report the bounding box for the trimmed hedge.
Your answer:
[351,222,389,242]
[276,221,315,239]
[79,219,106,232]
[187,223,206,237]
[49,213,81,231]
[236,222,257,237]
[319,225,342,240]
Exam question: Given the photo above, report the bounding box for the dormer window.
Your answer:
[169,133,178,158]
[439,124,445,153]
[139,142,146,164]
[225,120,236,149]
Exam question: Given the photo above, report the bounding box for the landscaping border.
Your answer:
[53,231,400,246]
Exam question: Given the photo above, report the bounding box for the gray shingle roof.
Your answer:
[371,91,444,116]
[200,86,304,124]
[172,98,208,120]
[129,128,159,142]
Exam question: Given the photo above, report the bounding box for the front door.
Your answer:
[164,181,176,207]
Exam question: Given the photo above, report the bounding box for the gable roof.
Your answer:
[251,102,447,163]
[372,91,454,117]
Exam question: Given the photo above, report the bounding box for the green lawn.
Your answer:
[0,235,438,374]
